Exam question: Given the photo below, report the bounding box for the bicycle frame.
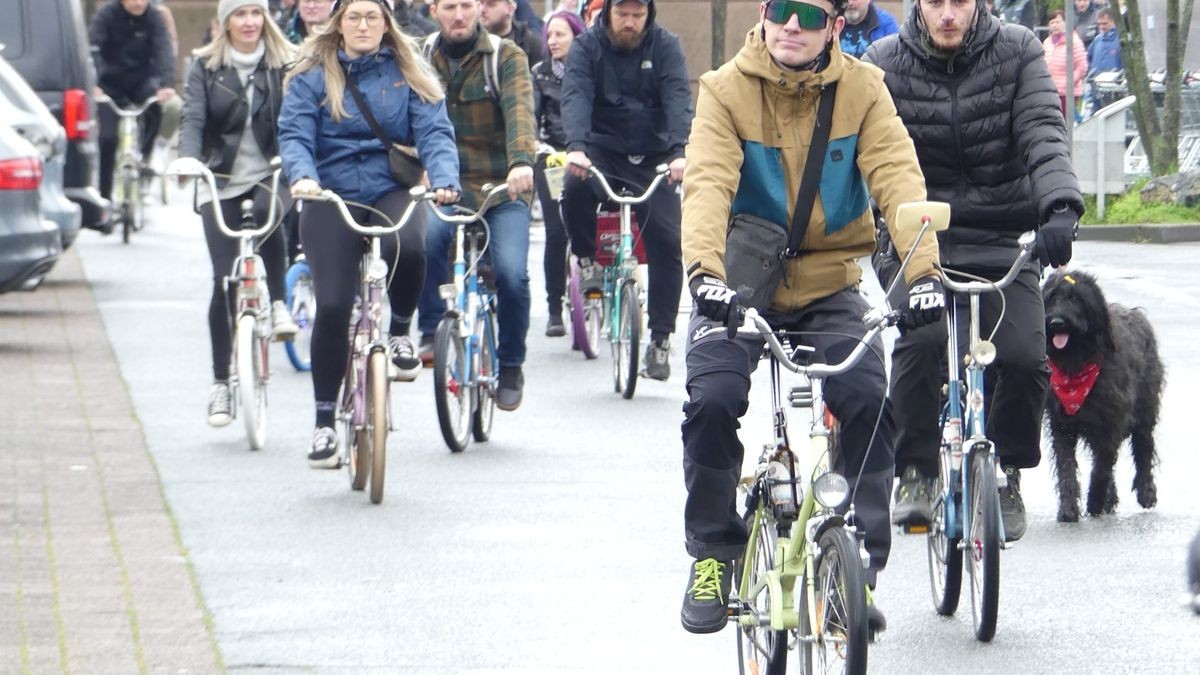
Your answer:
[100,96,156,189]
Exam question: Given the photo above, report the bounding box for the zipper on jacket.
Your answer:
[949,79,966,206]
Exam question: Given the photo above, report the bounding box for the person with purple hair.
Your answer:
[532,9,584,336]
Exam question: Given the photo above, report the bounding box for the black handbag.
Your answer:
[724,83,837,311]
[341,65,425,188]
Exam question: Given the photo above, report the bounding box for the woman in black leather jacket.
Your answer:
[532,10,583,337]
[180,0,298,428]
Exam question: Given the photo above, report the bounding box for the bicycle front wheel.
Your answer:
[614,279,641,399]
[236,313,267,451]
[368,349,389,504]
[800,527,869,675]
[927,472,963,616]
[472,308,497,442]
[433,316,471,452]
[735,505,787,675]
[967,451,1000,641]
[284,262,314,371]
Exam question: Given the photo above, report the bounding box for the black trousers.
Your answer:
[97,82,162,202]
[299,189,427,406]
[534,154,568,315]
[560,148,682,339]
[201,186,289,381]
[681,288,896,585]
[889,267,1049,476]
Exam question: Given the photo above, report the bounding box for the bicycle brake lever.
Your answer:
[726,307,745,341]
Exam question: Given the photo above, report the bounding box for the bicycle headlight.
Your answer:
[970,340,997,366]
[438,283,457,301]
[367,259,389,282]
[813,472,850,509]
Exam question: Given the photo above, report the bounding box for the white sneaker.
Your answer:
[308,426,341,469]
[271,300,299,342]
[207,382,232,427]
[389,335,421,382]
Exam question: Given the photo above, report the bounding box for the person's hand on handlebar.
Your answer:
[290,178,321,198]
[690,275,738,323]
[566,151,592,180]
[905,276,945,329]
[1035,208,1077,268]
[432,187,459,206]
[505,165,533,201]
[668,157,686,185]
[155,88,176,104]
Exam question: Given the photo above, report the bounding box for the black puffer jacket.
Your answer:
[864,7,1083,270]
[89,0,175,95]
[531,60,565,147]
[179,58,285,184]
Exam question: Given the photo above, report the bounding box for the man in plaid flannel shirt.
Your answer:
[419,0,538,411]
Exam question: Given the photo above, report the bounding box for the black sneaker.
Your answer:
[308,426,341,469]
[892,465,935,527]
[642,339,670,381]
[578,259,603,297]
[418,333,435,367]
[389,335,421,382]
[680,558,732,634]
[496,366,524,411]
[866,587,887,638]
[545,313,566,337]
[999,465,1026,542]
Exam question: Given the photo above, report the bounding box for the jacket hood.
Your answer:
[598,0,656,30]
[732,25,846,92]
[899,1,999,72]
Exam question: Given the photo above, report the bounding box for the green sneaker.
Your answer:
[680,558,732,634]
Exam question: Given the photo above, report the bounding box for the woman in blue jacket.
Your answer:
[279,0,460,467]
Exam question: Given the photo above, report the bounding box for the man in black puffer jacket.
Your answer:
[864,0,1084,543]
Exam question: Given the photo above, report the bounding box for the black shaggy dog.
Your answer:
[1042,269,1164,522]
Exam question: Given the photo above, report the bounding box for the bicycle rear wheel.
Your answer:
[735,505,787,675]
[967,451,1000,642]
[433,316,471,452]
[800,527,868,675]
[284,262,314,371]
[471,308,496,442]
[236,313,267,451]
[368,349,389,504]
[927,472,963,616]
[568,261,600,359]
[613,279,641,399]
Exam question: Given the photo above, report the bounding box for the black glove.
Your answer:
[1036,210,1078,268]
[905,276,945,329]
[690,275,738,323]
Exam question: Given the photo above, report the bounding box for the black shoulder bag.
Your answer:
[724,83,837,311]
[341,64,425,188]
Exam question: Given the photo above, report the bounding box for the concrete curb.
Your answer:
[1079,222,1200,243]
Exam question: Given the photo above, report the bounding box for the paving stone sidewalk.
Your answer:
[0,250,223,674]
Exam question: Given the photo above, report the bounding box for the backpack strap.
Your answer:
[483,33,503,103]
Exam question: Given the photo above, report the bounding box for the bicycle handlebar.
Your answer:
[940,230,1037,295]
[585,164,670,205]
[297,186,435,237]
[166,157,284,240]
[733,306,899,380]
[96,95,159,118]
[426,183,510,225]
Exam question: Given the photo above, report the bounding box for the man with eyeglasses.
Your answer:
[678,0,939,636]
[864,0,1082,541]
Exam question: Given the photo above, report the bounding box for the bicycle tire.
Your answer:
[121,201,132,245]
[345,354,369,491]
[433,316,471,453]
[368,349,389,504]
[735,506,787,675]
[614,279,640,399]
[800,527,869,675]
[967,450,1000,642]
[471,308,496,442]
[236,313,267,451]
[131,173,145,232]
[927,471,963,617]
[568,261,599,359]
[284,262,315,372]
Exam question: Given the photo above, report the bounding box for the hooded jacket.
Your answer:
[1087,27,1122,75]
[561,0,693,160]
[864,6,1083,270]
[681,28,938,312]
[89,0,176,96]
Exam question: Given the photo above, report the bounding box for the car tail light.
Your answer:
[63,89,92,141]
[0,157,44,190]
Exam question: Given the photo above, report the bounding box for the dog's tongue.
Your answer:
[1052,334,1069,350]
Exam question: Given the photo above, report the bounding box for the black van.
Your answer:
[1,0,109,231]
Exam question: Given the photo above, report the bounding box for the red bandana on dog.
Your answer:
[1048,360,1102,415]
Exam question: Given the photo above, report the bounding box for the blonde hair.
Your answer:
[285,2,446,122]
[192,7,296,71]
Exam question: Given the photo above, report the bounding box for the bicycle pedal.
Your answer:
[900,523,930,535]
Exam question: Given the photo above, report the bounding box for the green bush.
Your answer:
[1080,179,1200,224]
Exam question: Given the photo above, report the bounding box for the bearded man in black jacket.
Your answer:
[864,0,1084,542]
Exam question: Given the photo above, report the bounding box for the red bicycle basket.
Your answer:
[594,209,647,266]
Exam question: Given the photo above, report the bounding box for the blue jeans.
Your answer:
[419,199,531,367]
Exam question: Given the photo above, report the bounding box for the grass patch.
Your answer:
[1081,179,1200,224]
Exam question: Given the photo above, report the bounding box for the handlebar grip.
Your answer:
[726,307,744,341]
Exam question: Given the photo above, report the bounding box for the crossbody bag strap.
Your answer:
[340,64,393,148]
[785,82,838,258]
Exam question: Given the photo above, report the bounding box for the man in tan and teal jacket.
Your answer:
[677,0,942,636]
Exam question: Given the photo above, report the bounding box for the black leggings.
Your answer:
[300,188,427,407]
[202,186,289,381]
[534,155,568,314]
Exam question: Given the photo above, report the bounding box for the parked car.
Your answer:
[1,0,109,232]
[0,125,61,293]
[0,52,83,248]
